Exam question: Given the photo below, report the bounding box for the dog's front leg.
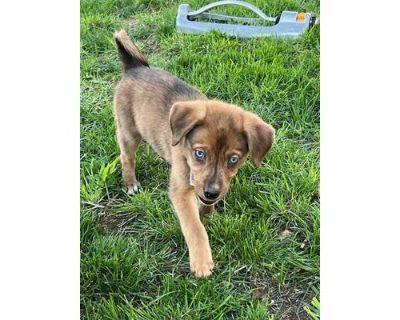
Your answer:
[169,172,214,277]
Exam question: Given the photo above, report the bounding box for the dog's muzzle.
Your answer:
[190,171,219,206]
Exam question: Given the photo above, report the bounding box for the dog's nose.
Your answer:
[204,187,220,200]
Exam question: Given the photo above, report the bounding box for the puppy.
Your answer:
[113,30,275,277]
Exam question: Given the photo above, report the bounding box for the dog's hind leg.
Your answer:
[120,134,141,195]
[115,105,142,195]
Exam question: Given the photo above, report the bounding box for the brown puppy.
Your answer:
[113,30,275,277]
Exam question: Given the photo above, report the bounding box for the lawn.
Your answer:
[80,0,320,319]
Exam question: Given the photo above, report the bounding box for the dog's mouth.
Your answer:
[197,195,218,206]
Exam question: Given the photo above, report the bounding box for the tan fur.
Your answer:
[114,30,149,69]
[113,30,275,277]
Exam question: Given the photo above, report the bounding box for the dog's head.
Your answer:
[169,100,275,206]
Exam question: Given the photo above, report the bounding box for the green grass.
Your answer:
[81,0,320,318]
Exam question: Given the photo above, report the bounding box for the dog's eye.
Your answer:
[228,155,239,165]
[194,149,206,161]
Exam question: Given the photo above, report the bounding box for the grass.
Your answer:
[80,0,320,318]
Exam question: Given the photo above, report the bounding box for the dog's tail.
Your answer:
[114,29,149,71]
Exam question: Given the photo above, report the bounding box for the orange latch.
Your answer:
[296,12,306,22]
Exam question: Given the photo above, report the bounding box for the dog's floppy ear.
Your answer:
[169,101,207,146]
[243,112,275,167]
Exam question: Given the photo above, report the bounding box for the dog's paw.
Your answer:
[190,248,214,278]
[126,182,140,195]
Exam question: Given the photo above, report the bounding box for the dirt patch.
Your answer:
[279,229,293,240]
[142,35,161,55]
[124,18,161,55]
[126,18,141,30]
[250,280,313,320]
[99,212,133,233]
